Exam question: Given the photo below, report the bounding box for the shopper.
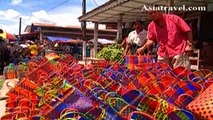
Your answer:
[137,10,193,69]
[0,37,7,74]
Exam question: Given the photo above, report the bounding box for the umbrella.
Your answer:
[0,31,17,40]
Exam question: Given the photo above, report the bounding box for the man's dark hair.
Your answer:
[0,29,3,33]
[0,29,4,42]
[133,19,144,25]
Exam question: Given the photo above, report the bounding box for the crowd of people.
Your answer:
[0,36,84,75]
[0,37,46,75]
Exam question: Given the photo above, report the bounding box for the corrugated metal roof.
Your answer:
[79,0,212,23]
[31,22,117,32]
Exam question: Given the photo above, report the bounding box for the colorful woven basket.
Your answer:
[161,81,203,108]
[186,83,213,119]
[125,55,155,71]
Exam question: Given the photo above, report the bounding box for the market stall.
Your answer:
[78,0,213,69]
[0,53,212,119]
[47,36,83,60]
[0,0,213,119]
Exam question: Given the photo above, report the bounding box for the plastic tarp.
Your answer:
[47,36,71,42]
[89,38,115,45]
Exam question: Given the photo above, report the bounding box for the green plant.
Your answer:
[97,44,124,62]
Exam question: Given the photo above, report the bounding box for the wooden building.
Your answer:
[23,23,117,42]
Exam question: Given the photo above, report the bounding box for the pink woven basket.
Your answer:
[186,83,213,119]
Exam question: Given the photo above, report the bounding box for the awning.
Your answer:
[79,0,212,23]
[20,32,38,41]
[56,40,82,44]
[47,36,82,44]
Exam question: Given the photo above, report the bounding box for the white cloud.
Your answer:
[11,0,22,5]
[0,9,20,19]
[46,5,105,29]
[0,11,5,16]
[0,9,20,34]
[48,6,82,26]
[1,0,109,34]
[0,22,19,34]
[5,9,20,19]
[32,10,48,19]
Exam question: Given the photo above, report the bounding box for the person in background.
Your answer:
[10,50,22,65]
[0,30,11,74]
[124,20,147,55]
[72,44,79,60]
[3,45,11,66]
[137,9,193,69]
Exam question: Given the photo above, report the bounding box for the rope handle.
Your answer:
[12,106,32,120]
[177,93,195,108]
[18,98,34,109]
[6,80,18,90]
[137,95,161,116]
[119,105,137,119]
[59,111,90,120]
[59,108,79,118]
[128,111,156,120]
[33,83,53,97]
[107,97,129,114]
[104,92,119,103]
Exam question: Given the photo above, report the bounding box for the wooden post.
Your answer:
[82,0,86,60]
[82,41,86,59]
[94,22,98,57]
[117,13,123,40]
[167,0,174,14]
[19,17,22,40]
[39,31,43,43]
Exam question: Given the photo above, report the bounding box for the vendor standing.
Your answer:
[124,20,147,55]
[137,10,193,69]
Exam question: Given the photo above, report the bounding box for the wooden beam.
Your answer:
[167,0,174,14]
[117,13,123,40]
[94,22,98,57]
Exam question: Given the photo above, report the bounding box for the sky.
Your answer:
[0,0,109,34]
